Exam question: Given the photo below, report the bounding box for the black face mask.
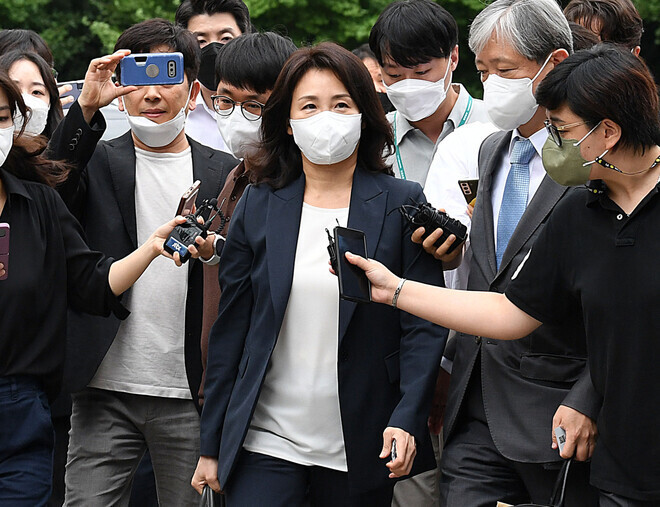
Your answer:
[198,42,224,91]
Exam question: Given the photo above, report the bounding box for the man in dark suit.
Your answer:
[48,20,236,506]
[417,1,602,505]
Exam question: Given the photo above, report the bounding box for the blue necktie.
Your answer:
[496,137,535,269]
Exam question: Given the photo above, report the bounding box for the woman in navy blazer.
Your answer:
[192,43,447,506]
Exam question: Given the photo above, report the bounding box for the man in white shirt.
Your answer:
[49,19,237,505]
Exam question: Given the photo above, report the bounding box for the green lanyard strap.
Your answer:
[393,95,474,181]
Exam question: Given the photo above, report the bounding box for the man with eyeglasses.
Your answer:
[412,1,601,505]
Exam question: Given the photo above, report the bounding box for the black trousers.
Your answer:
[225,450,394,507]
[439,365,598,507]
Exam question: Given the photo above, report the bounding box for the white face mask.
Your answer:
[290,111,362,165]
[125,86,193,148]
[0,124,15,166]
[384,60,452,122]
[216,108,262,159]
[15,94,50,135]
[482,54,552,131]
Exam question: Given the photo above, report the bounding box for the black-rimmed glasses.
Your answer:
[211,94,264,120]
[544,119,589,147]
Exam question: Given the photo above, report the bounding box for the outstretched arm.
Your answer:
[346,252,541,340]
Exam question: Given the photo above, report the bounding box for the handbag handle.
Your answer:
[549,458,572,507]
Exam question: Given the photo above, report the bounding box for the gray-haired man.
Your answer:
[437,1,600,505]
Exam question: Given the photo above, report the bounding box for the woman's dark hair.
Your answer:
[369,0,458,67]
[535,43,660,154]
[215,32,297,95]
[114,18,201,86]
[564,0,643,50]
[0,72,68,187]
[568,21,600,51]
[0,50,63,139]
[249,42,394,189]
[175,0,251,35]
[0,29,54,68]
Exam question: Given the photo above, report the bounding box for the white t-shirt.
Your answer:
[89,147,194,398]
[243,203,349,471]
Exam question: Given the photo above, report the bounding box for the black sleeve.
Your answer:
[387,182,448,440]
[47,101,106,216]
[505,208,573,327]
[50,187,128,319]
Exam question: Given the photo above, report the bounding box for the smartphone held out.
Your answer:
[119,53,185,86]
[0,223,9,281]
[333,226,371,304]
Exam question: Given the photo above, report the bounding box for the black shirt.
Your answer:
[506,181,660,500]
[0,169,127,400]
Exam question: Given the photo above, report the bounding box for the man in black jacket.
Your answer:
[49,19,236,506]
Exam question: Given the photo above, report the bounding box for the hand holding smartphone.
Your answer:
[0,223,9,281]
[331,226,371,303]
[119,53,185,86]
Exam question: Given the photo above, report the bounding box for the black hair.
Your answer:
[0,50,63,139]
[564,0,643,50]
[352,43,377,62]
[250,42,393,189]
[535,43,660,154]
[114,18,201,85]
[175,0,251,35]
[215,32,297,95]
[369,0,458,67]
[0,71,68,186]
[568,21,600,51]
[0,29,54,68]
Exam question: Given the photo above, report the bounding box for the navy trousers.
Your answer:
[225,450,394,507]
[0,376,54,506]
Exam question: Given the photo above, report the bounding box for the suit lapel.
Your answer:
[473,132,511,282]
[338,167,387,345]
[496,174,567,276]
[190,137,226,203]
[107,133,138,248]
[267,174,305,330]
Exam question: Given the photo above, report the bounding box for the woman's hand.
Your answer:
[186,233,216,262]
[344,252,400,305]
[0,262,5,278]
[381,427,417,478]
[58,84,75,107]
[149,215,187,260]
[191,456,221,494]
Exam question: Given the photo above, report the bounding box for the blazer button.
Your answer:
[474,336,482,344]
[230,194,237,201]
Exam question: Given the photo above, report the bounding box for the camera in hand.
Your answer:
[396,200,467,254]
[164,198,226,263]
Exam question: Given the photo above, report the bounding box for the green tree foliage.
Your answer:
[0,0,658,85]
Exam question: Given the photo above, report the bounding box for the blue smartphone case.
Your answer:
[119,53,185,86]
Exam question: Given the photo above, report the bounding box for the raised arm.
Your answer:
[346,252,541,340]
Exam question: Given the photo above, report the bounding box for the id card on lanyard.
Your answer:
[393,94,473,180]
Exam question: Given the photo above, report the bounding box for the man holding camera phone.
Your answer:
[48,19,237,506]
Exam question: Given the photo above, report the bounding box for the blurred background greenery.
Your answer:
[1,0,658,92]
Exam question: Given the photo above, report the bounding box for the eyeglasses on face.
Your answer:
[211,94,264,121]
[544,119,589,147]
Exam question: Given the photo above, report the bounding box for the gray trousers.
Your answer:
[64,388,200,507]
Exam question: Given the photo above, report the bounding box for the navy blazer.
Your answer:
[200,166,448,493]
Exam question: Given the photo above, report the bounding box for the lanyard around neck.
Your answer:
[393,95,473,181]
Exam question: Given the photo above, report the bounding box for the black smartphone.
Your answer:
[458,178,479,205]
[334,226,371,303]
[59,80,84,110]
[0,223,8,281]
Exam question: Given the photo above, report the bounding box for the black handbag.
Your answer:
[199,485,226,507]
[515,459,573,507]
